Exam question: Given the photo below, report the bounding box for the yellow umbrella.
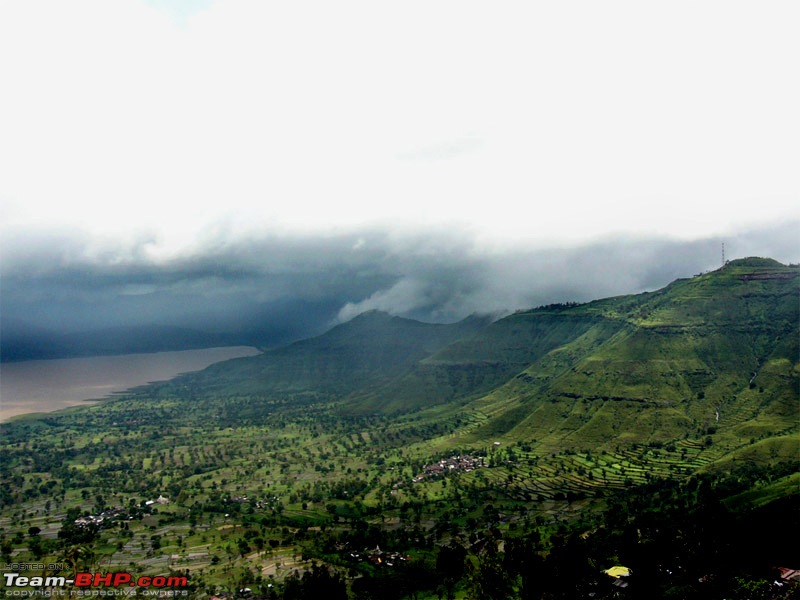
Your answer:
[604,566,631,578]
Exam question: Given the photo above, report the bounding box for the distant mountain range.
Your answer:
[139,257,798,461]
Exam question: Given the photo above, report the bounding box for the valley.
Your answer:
[0,258,798,599]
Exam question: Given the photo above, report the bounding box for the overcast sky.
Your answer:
[1,1,798,340]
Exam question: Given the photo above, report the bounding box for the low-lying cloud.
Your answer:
[1,221,797,351]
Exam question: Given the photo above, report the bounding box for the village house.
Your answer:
[412,454,485,483]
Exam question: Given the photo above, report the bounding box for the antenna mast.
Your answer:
[721,242,725,266]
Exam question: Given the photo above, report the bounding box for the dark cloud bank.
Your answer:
[1,221,797,360]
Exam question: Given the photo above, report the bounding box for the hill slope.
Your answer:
[429,258,798,458]
[344,310,621,413]
[138,258,798,462]
[149,310,493,398]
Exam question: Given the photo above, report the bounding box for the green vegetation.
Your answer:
[1,258,797,598]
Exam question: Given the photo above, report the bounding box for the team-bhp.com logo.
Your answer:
[4,571,188,597]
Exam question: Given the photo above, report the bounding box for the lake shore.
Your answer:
[0,346,260,422]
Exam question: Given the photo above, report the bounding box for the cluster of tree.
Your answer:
[531,301,585,311]
[287,463,799,599]
[282,564,347,600]
[448,465,799,599]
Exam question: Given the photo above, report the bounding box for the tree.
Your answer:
[504,536,544,600]
[283,564,347,600]
[467,540,514,600]
[436,543,467,599]
[58,509,97,546]
[236,538,250,557]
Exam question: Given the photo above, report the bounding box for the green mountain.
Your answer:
[157,257,798,462]
[345,310,616,413]
[152,310,493,397]
[449,257,798,455]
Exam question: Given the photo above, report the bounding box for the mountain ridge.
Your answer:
[419,257,798,458]
[149,310,495,398]
[133,257,798,467]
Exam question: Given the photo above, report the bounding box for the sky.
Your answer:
[1,1,798,344]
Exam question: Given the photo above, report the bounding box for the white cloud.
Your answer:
[337,278,429,323]
[1,0,798,259]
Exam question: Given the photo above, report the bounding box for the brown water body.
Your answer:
[0,346,260,422]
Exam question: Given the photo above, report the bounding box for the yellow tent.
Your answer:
[604,566,631,578]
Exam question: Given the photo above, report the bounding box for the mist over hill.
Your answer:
[138,257,798,458]
[3,223,798,362]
